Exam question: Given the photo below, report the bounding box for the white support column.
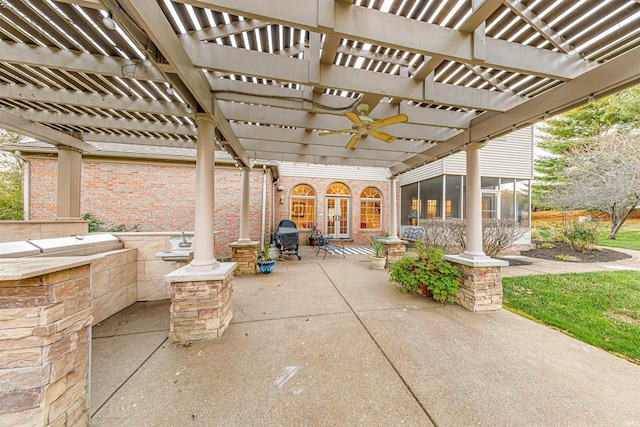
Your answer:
[388,175,399,239]
[188,114,219,271]
[461,143,489,260]
[238,166,251,243]
[56,145,82,219]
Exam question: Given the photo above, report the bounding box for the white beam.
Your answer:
[188,40,521,111]
[221,102,460,140]
[121,0,250,166]
[390,45,640,174]
[0,108,96,152]
[240,138,411,162]
[505,0,572,54]
[230,124,432,153]
[193,19,270,42]
[14,109,194,136]
[179,0,592,79]
[0,83,186,117]
[458,0,505,33]
[0,43,165,82]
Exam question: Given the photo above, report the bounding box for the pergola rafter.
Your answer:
[0,0,639,171]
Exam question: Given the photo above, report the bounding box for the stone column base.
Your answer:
[443,255,509,312]
[165,262,237,344]
[383,238,407,267]
[230,241,259,276]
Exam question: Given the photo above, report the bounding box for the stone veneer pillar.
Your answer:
[229,242,259,276]
[443,256,508,312]
[165,263,237,344]
[382,240,407,267]
[0,261,93,426]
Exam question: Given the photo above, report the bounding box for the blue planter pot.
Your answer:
[257,259,276,274]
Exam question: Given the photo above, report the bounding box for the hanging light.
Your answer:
[165,84,174,96]
[588,93,596,103]
[103,11,116,30]
[184,103,193,114]
[143,56,153,68]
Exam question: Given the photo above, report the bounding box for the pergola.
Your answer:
[2,0,640,269]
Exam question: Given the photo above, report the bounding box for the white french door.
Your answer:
[326,197,350,238]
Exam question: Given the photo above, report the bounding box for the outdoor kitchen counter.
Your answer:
[0,257,93,281]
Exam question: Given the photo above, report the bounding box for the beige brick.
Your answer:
[0,306,41,323]
[39,304,65,325]
[52,277,88,302]
[0,286,53,309]
[47,413,67,427]
[0,348,42,369]
[0,365,50,392]
[0,388,42,413]
[47,381,86,424]
[45,377,67,405]
[89,270,110,299]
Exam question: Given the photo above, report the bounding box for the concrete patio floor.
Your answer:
[90,246,640,426]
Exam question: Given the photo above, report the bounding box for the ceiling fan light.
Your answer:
[103,12,116,30]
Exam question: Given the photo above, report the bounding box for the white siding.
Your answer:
[443,127,534,178]
[397,161,443,185]
[278,161,390,181]
[398,126,534,185]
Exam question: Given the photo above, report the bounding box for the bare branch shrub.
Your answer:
[481,219,527,257]
[419,219,465,254]
[419,218,525,257]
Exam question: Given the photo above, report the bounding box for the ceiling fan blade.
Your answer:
[344,112,363,125]
[319,129,355,136]
[371,113,408,128]
[345,134,361,149]
[369,130,396,143]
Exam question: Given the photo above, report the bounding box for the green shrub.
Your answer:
[83,212,139,233]
[389,242,460,303]
[563,221,599,252]
[539,242,556,249]
[555,254,579,261]
[531,221,565,242]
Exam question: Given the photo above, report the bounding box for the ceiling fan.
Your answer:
[319,103,408,149]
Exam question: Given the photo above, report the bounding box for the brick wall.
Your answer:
[274,176,391,245]
[27,156,394,252]
[28,158,273,259]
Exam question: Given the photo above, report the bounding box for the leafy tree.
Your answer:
[545,131,640,240]
[534,86,640,207]
[0,130,25,220]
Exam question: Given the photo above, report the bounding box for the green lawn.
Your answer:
[597,229,640,251]
[503,271,640,362]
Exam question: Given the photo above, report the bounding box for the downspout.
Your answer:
[261,165,267,249]
[14,151,30,220]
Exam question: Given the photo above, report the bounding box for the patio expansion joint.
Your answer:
[318,264,440,427]
[90,336,168,419]
[231,310,352,325]
[92,328,169,340]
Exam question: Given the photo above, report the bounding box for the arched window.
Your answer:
[326,182,350,195]
[290,184,315,229]
[360,187,381,229]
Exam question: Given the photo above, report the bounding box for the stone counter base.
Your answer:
[0,264,92,427]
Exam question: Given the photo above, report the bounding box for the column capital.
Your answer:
[466,140,487,151]
[196,113,216,127]
[57,144,83,154]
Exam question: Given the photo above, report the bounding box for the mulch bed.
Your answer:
[520,241,632,263]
